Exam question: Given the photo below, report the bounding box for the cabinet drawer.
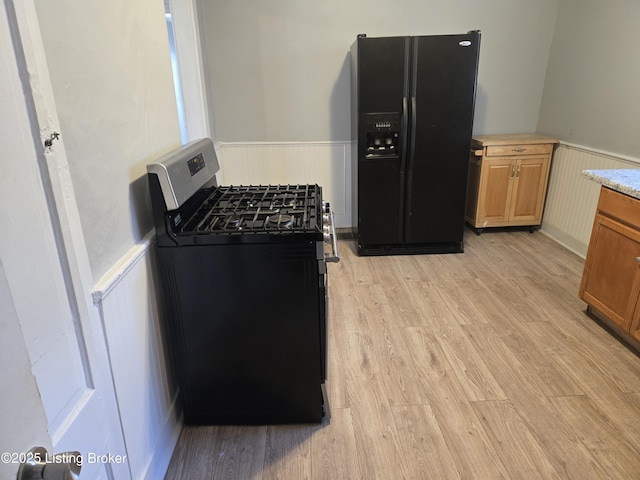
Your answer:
[485,143,553,157]
[597,187,640,230]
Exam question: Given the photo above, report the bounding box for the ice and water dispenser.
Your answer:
[364,113,401,158]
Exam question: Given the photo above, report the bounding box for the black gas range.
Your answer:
[147,138,338,425]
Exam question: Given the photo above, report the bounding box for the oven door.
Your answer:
[318,204,339,419]
[317,242,330,419]
[317,242,329,383]
[318,203,340,380]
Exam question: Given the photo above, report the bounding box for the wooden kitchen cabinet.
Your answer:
[580,187,640,343]
[465,134,558,232]
[632,292,640,342]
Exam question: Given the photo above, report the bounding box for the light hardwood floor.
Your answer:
[164,229,640,479]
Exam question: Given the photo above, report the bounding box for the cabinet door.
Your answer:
[631,293,640,342]
[477,158,514,224]
[465,154,481,224]
[580,214,640,331]
[510,157,549,223]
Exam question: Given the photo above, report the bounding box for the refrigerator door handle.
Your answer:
[408,95,417,173]
[401,96,409,171]
[403,95,418,240]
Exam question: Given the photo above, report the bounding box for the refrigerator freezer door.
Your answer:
[357,36,409,113]
[358,156,404,245]
[405,33,480,245]
[355,36,410,248]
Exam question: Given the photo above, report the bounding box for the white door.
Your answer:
[0,2,129,478]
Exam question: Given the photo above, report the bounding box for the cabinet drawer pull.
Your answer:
[513,148,526,152]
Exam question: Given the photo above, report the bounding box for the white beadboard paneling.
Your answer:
[215,141,640,250]
[542,143,639,257]
[93,237,180,480]
[216,141,352,227]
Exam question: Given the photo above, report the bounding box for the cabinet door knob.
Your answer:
[636,256,640,263]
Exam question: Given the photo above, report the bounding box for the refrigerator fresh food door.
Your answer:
[405,33,480,245]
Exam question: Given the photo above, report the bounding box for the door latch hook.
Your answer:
[44,132,60,148]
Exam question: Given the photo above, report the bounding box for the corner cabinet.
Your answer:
[465,134,558,232]
[580,187,640,344]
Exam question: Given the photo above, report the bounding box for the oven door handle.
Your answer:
[324,209,340,263]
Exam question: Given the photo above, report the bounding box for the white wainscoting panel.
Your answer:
[216,141,352,228]
[93,233,181,480]
[542,143,639,257]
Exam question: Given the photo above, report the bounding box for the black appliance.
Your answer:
[147,138,339,425]
[351,31,481,255]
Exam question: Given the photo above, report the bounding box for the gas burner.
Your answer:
[267,214,294,227]
[230,198,256,208]
[271,194,298,207]
[225,216,244,229]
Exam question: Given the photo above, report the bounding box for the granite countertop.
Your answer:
[582,169,640,200]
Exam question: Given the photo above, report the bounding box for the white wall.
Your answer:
[537,0,640,158]
[200,0,560,143]
[34,0,182,283]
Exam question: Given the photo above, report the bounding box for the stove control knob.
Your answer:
[323,225,331,235]
[324,233,332,242]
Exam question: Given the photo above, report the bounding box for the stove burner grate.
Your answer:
[179,184,321,235]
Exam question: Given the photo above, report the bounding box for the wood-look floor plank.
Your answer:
[407,281,508,401]
[391,404,463,480]
[262,425,312,480]
[401,326,511,479]
[389,254,425,282]
[470,399,562,479]
[369,257,426,327]
[463,323,611,480]
[328,243,365,333]
[494,322,586,397]
[548,395,640,479]
[369,324,432,406]
[209,426,267,480]
[326,311,350,409]
[164,426,222,479]
[552,351,640,451]
[553,320,640,393]
[309,408,360,480]
[165,231,640,480]
[430,278,497,325]
[343,330,412,479]
[352,283,395,331]
[164,425,267,480]
[349,254,378,285]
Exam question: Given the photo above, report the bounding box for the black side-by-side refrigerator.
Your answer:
[350,31,481,255]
